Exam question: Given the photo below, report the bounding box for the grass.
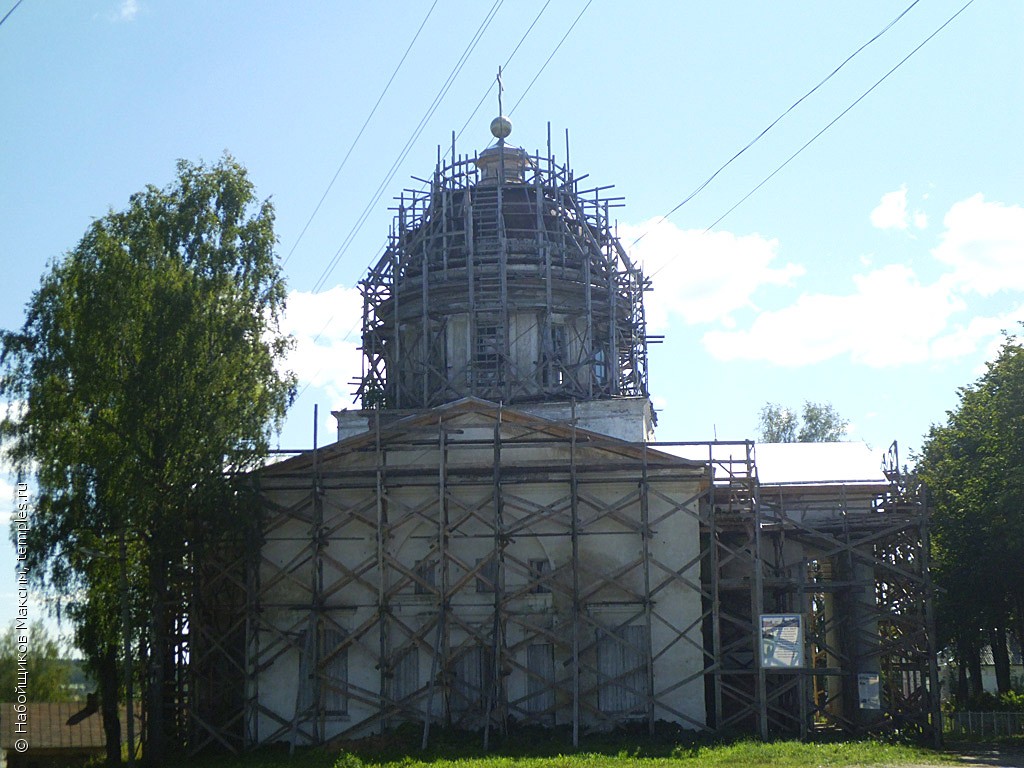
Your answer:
[165,728,954,768]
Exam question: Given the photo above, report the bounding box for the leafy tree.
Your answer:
[798,401,849,442]
[758,403,798,443]
[0,621,74,701]
[917,330,1024,699]
[758,401,848,442]
[1,155,295,763]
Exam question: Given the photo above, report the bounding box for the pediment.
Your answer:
[260,398,705,479]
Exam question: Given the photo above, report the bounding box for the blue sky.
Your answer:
[1,1,1022,630]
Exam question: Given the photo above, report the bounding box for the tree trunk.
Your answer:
[1013,595,1024,665]
[99,645,122,767]
[989,627,1012,694]
[145,557,167,766]
[966,640,985,699]
[956,660,969,705]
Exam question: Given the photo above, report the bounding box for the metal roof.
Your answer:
[754,441,888,487]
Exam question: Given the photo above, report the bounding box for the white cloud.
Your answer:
[115,0,139,21]
[621,219,804,329]
[930,309,1024,364]
[700,193,1024,369]
[932,194,1024,296]
[281,285,364,408]
[870,186,909,230]
[276,196,1022,393]
[702,264,964,367]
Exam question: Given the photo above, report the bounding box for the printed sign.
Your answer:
[858,672,881,709]
[760,613,804,669]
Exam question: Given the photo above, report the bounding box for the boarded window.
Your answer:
[391,647,420,707]
[295,628,316,714]
[426,321,448,392]
[475,556,498,593]
[524,643,555,723]
[528,558,551,594]
[596,624,647,715]
[450,645,493,717]
[414,559,436,595]
[322,627,349,716]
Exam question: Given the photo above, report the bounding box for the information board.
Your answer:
[858,672,881,709]
[759,613,804,669]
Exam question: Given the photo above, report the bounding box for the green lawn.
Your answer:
[168,736,951,768]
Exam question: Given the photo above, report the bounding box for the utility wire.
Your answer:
[337,0,552,293]
[295,0,973,403]
[644,0,976,281]
[297,0,573,401]
[510,0,592,115]
[699,0,976,238]
[459,0,594,161]
[337,0,585,289]
[451,0,553,151]
[310,0,504,294]
[0,0,24,28]
[283,0,438,266]
[632,0,922,247]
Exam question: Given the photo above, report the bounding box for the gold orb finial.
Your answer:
[490,115,512,140]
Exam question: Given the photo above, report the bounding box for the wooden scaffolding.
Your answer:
[235,401,708,747]
[358,128,651,410]
[187,413,939,753]
[185,116,938,751]
[753,442,941,741]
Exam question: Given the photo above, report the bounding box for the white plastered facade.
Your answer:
[252,399,708,743]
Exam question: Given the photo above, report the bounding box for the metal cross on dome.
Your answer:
[497,66,504,120]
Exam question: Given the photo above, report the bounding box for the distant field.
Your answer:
[169,737,952,768]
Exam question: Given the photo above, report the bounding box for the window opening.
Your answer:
[528,558,551,593]
[414,559,436,595]
[322,626,349,716]
[475,556,498,593]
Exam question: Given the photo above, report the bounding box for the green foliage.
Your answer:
[163,735,949,768]
[0,154,295,755]
[946,690,1024,713]
[360,377,388,410]
[916,329,1024,687]
[0,621,75,701]
[798,401,848,442]
[759,403,798,442]
[758,401,848,443]
[333,753,364,768]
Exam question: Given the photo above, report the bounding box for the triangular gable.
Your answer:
[259,397,706,478]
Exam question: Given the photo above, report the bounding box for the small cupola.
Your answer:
[475,115,530,184]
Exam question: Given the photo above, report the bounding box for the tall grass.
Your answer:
[168,734,950,768]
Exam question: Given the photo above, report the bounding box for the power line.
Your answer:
[510,0,593,115]
[632,0,922,247]
[456,0,594,164]
[0,0,24,28]
[451,0,553,152]
[282,0,438,267]
[310,0,504,294]
[700,0,976,237]
[296,0,582,402]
